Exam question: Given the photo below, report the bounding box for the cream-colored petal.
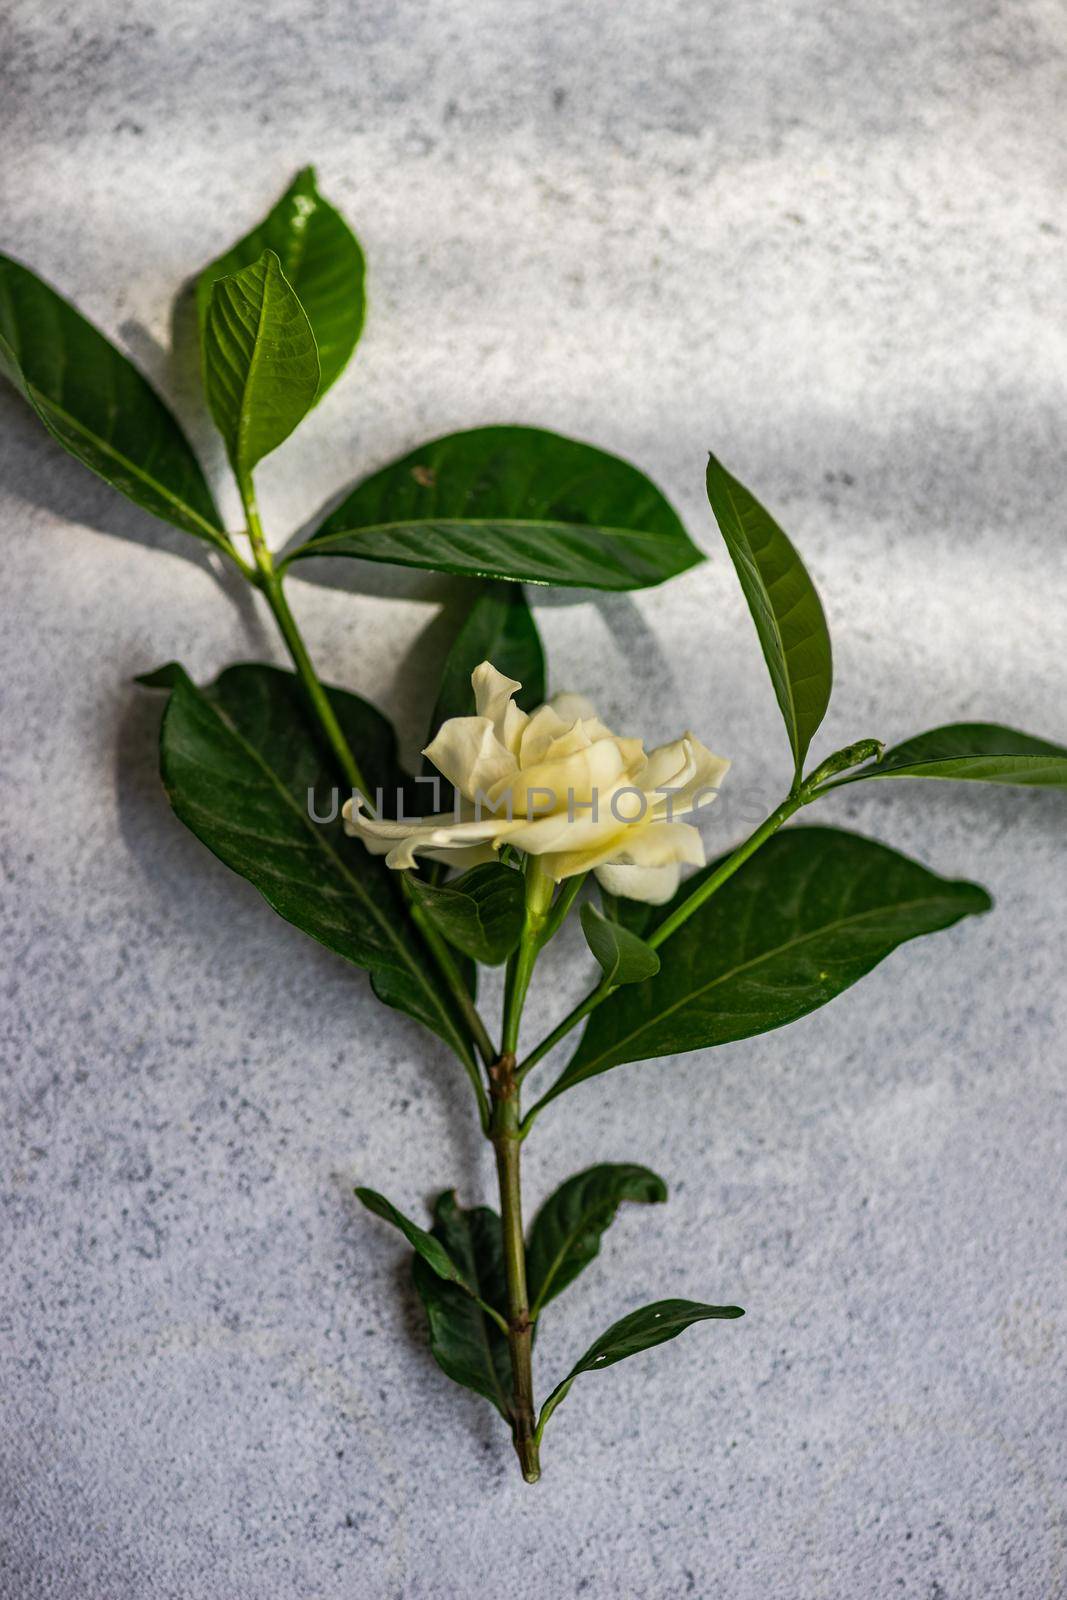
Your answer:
[471,661,529,754]
[640,735,697,796]
[654,736,730,818]
[539,817,704,883]
[501,698,528,756]
[423,715,517,800]
[518,704,574,766]
[497,735,631,816]
[342,796,522,870]
[542,719,594,761]
[593,860,682,904]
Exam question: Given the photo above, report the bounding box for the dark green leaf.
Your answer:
[196,166,365,400]
[598,886,655,939]
[355,1187,474,1293]
[526,1164,667,1316]
[285,426,703,590]
[706,454,832,783]
[536,1299,744,1439]
[547,827,992,1099]
[141,661,475,1062]
[405,862,525,965]
[580,903,661,987]
[431,582,545,735]
[0,252,225,547]
[203,250,319,476]
[829,723,1067,789]
[412,1192,512,1419]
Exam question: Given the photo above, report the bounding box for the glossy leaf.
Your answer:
[412,1192,512,1419]
[355,1187,475,1294]
[526,1163,667,1316]
[286,426,703,590]
[536,1299,744,1440]
[706,454,832,783]
[405,862,525,965]
[0,252,225,547]
[203,251,319,476]
[431,582,545,735]
[139,661,475,1063]
[829,723,1067,789]
[580,903,660,988]
[547,827,991,1099]
[197,166,365,399]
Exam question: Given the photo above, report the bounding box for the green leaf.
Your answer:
[580,903,661,988]
[526,1164,667,1316]
[285,426,703,590]
[203,250,320,476]
[597,886,655,940]
[355,1187,475,1294]
[829,723,1067,789]
[141,661,475,1062]
[536,1299,744,1440]
[196,166,365,400]
[411,1192,513,1419]
[404,862,525,965]
[0,252,225,547]
[547,827,992,1099]
[706,454,832,783]
[431,582,546,735]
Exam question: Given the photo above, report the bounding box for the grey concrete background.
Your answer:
[2,1,1065,1595]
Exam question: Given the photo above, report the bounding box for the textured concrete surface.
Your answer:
[2,2,1065,1595]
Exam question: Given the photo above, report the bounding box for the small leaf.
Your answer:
[197,166,365,399]
[706,454,832,784]
[526,1163,667,1316]
[411,1192,513,1419]
[285,426,703,590]
[580,903,661,987]
[0,252,225,547]
[203,250,320,476]
[547,827,992,1100]
[405,862,525,965]
[536,1299,744,1440]
[829,723,1067,789]
[141,661,475,1062]
[355,1187,473,1293]
[598,886,655,940]
[431,582,545,735]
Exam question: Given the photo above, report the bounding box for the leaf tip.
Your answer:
[134,662,185,691]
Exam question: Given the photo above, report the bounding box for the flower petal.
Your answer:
[423,716,517,800]
[661,737,730,816]
[472,661,528,755]
[593,860,682,904]
[342,796,520,870]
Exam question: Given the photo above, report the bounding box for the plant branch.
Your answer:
[239,474,373,804]
[501,859,555,1054]
[486,859,560,1483]
[515,792,811,1127]
[234,471,498,1106]
[488,1053,540,1483]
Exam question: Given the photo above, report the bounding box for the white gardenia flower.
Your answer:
[342,663,730,904]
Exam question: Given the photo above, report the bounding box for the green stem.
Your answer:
[538,871,587,945]
[488,1056,540,1482]
[501,860,556,1054]
[516,793,808,1128]
[486,859,559,1483]
[234,472,497,1111]
[514,980,610,1088]
[645,795,801,950]
[240,475,372,804]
